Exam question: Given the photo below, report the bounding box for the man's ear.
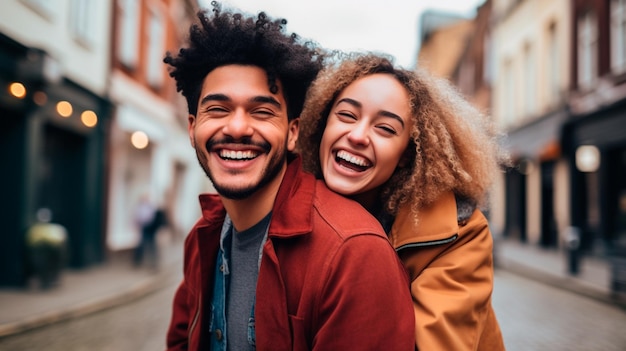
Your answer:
[287,118,299,152]
[188,114,196,148]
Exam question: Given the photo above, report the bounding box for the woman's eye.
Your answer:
[336,111,357,121]
[377,125,397,135]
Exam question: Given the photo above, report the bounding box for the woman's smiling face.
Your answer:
[319,73,412,207]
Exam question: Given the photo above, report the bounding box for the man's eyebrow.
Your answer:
[250,96,282,108]
[336,97,405,129]
[199,93,229,107]
[199,94,282,109]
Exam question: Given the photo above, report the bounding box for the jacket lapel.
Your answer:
[389,192,459,249]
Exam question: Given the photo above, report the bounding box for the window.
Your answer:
[117,0,140,69]
[458,60,474,96]
[483,34,493,85]
[503,59,515,126]
[577,11,598,90]
[69,0,96,46]
[547,22,560,104]
[611,0,626,73]
[523,43,535,116]
[145,8,165,88]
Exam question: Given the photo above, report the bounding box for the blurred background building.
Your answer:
[1,0,625,289]
[106,0,206,252]
[0,0,210,287]
[418,0,626,268]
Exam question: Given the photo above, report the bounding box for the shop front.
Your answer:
[563,98,626,256]
[0,34,110,286]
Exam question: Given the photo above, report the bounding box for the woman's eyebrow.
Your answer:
[378,110,405,129]
[337,97,405,129]
[336,97,361,108]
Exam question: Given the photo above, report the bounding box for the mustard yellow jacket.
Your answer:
[389,192,505,351]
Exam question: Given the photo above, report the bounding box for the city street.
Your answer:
[494,270,626,351]
[0,269,182,351]
[1,269,626,350]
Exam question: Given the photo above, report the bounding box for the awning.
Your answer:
[504,109,569,159]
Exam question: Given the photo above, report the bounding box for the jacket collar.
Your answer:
[389,191,459,249]
[197,155,314,239]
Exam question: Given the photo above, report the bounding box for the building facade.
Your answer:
[0,0,211,287]
[449,0,493,113]
[417,9,475,78]
[489,0,626,262]
[107,0,209,252]
[491,0,572,249]
[0,0,113,286]
[566,0,626,255]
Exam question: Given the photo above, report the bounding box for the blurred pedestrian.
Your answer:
[133,193,161,269]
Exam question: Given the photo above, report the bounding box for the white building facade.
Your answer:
[490,0,572,247]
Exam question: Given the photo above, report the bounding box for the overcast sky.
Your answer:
[199,0,484,69]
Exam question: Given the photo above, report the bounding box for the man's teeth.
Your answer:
[220,150,258,160]
[337,150,370,167]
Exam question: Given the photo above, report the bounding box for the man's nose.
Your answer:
[223,109,253,138]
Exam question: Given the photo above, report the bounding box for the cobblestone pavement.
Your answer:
[0,268,182,351]
[493,269,626,351]
[1,268,626,350]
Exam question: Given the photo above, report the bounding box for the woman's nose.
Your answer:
[347,122,370,146]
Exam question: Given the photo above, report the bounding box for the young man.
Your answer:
[164,4,414,350]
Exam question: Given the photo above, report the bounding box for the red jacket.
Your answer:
[167,157,415,350]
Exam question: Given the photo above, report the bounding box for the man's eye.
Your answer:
[252,109,274,117]
[205,107,228,113]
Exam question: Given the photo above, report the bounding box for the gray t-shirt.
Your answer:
[227,212,271,351]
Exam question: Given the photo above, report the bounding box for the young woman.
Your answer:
[297,52,509,350]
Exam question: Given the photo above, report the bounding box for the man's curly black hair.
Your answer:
[164,1,325,120]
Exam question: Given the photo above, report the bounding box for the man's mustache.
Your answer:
[206,136,271,153]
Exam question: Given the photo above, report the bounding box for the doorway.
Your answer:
[37,123,87,267]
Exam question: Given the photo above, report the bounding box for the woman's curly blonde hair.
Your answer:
[297,52,509,219]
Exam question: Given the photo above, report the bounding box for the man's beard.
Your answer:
[196,137,287,200]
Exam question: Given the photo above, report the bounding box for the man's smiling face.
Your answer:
[189,64,298,200]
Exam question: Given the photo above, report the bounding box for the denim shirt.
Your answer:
[208,215,269,351]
